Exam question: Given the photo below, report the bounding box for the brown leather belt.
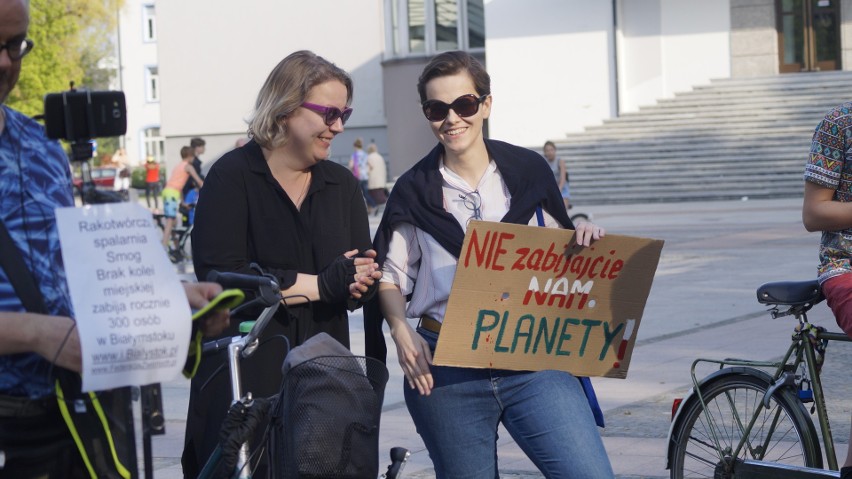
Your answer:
[418,315,442,334]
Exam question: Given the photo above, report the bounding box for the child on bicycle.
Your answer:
[802,100,852,479]
[161,146,204,249]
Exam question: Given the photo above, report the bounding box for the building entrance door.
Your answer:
[777,0,840,72]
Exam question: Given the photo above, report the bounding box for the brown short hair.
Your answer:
[417,51,490,103]
[190,137,205,148]
[180,146,193,159]
[248,50,353,149]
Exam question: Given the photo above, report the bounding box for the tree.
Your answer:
[7,0,124,118]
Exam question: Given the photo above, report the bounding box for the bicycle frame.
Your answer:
[197,270,284,479]
[196,268,410,479]
[680,308,851,474]
[226,302,280,477]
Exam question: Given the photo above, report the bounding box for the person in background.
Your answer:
[144,156,161,209]
[112,147,128,165]
[0,2,231,475]
[802,100,852,479]
[185,50,381,477]
[182,137,206,200]
[366,142,388,210]
[110,148,131,198]
[370,51,613,478]
[161,146,204,248]
[543,140,570,211]
[350,137,376,213]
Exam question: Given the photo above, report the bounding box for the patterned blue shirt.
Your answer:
[0,105,75,398]
[804,101,852,284]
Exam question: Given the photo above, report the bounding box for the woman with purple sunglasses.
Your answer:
[367,51,613,478]
[183,50,381,477]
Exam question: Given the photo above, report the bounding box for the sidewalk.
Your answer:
[144,197,849,478]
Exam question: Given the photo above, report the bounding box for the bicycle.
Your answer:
[570,211,591,223]
[567,203,591,224]
[196,267,409,479]
[152,210,193,264]
[666,278,849,479]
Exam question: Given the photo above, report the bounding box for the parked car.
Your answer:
[73,166,119,201]
[73,166,117,193]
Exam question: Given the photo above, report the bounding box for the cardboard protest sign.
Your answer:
[432,220,664,379]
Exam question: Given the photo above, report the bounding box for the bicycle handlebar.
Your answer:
[206,270,277,291]
[201,336,234,356]
[206,269,282,308]
[202,267,283,362]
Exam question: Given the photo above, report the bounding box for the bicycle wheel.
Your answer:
[179,224,193,262]
[570,213,589,223]
[167,232,182,263]
[669,371,820,479]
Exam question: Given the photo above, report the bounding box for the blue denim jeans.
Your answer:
[405,328,614,478]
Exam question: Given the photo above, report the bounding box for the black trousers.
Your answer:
[145,182,161,208]
[0,396,88,479]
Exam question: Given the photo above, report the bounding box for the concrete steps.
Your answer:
[556,71,852,205]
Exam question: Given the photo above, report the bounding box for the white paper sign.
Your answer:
[55,203,190,391]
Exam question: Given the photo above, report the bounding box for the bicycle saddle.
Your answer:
[756,280,823,306]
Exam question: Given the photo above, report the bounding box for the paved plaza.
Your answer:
[139,197,849,478]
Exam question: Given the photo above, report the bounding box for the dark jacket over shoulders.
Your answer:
[191,140,373,347]
[365,139,572,362]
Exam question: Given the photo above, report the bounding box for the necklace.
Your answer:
[294,171,311,207]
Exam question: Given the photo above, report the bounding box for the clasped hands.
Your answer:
[318,249,382,303]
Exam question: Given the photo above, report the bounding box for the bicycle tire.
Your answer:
[669,370,821,479]
[179,224,193,262]
[168,226,192,264]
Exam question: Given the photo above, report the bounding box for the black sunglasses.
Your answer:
[301,102,353,126]
[0,38,34,61]
[459,190,482,221]
[421,94,489,122]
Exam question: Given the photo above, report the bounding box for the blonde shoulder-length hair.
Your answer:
[248,50,353,149]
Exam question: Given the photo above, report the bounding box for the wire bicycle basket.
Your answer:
[269,334,389,479]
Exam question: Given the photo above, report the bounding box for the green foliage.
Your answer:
[7,0,124,117]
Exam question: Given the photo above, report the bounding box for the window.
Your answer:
[145,66,159,102]
[435,0,459,51]
[387,0,484,58]
[143,127,165,165]
[467,0,484,49]
[142,5,156,42]
[408,0,426,53]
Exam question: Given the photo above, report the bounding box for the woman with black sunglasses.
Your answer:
[183,50,381,477]
[367,51,613,478]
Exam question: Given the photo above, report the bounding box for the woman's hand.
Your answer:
[345,249,382,299]
[380,283,433,395]
[573,220,605,247]
[389,320,434,396]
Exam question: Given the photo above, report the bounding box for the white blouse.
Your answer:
[380,160,561,324]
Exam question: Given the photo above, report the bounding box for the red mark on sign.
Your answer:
[613,319,636,368]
